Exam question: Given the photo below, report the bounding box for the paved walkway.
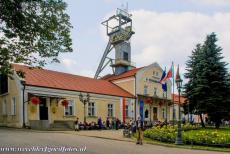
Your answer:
[64,129,133,142]
[0,128,228,154]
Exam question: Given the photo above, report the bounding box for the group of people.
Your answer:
[74,117,123,131]
[74,116,145,145]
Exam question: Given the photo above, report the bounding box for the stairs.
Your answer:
[50,120,74,131]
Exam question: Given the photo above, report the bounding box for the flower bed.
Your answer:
[183,129,230,146]
[144,124,230,147]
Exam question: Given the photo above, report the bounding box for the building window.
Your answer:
[64,100,74,116]
[156,72,159,77]
[123,52,128,61]
[144,85,148,95]
[162,108,165,119]
[108,104,113,117]
[153,87,157,96]
[2,99,7,115]
[145,109,149,118]
[0,74,8,94]
[11,97,16,115]
[125,105,129,117]
[88,102,96,116]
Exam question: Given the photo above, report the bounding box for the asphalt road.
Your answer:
[0,128,228,154]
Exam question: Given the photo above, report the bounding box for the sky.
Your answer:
[47,0,230,80]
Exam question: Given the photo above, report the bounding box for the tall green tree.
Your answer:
[184,33,230,128]
[0,0,73,76]
[184,44,206,127]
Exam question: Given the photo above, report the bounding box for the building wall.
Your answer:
[112,77,135,95]
[135,63,172,122]
[24,86,129,126]
[136,63,172,99]
[0,75,22,127]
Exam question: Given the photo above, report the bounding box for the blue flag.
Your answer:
[160,70,167,92]
[140,99,144,121]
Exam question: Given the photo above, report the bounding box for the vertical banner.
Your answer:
[140,99,144,121]
[122,97,126,123]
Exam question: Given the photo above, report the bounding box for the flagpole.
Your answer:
[172,62,175,127]
[165,67,168,128]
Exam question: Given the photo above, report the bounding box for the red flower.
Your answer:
[159,101,163,107]
[146,98,152,104]
[61,99,69,107]
[30,96,40,105]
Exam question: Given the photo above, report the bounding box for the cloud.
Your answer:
[130,10,230,75]
[189,0,230,6]
[78,69,95,78]
[62,58,77,67]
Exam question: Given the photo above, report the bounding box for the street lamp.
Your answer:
[79,93,90,125]
[175,77,183,145]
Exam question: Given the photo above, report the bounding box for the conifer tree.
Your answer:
[184,33,230,128]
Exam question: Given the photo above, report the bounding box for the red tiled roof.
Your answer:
[13,64,134,98]
[102,67,143,81]
[172,94,186,104]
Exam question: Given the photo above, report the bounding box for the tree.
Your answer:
[0,0,73,76]
[184,44,206,127]
[184,33,230,128]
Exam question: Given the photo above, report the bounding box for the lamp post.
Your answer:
[79,93,90,125]
[175,77,183,145]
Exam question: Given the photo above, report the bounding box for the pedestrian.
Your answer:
[136,116,144,145]
[115,118,119,130]
[98,117,102,130]
[74,117,79,131]
[106,117,110,129]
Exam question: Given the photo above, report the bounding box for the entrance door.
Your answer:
[39,97,48,120]
[153,107,158,120]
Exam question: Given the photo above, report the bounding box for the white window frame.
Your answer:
[11,97,16,115]
[64,100,75,116]
[107,104,114,117]
[88,102,96,116]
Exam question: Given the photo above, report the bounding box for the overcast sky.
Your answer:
[47,0,230,79]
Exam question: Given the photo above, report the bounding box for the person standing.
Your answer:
[74,117,79,131]
[136,116,144,145]
[106,117,110,129]
[98,117,102,130]
[115,118,119,130]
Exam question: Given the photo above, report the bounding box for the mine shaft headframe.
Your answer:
[101,8,135,44]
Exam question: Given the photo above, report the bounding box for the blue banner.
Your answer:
[140,99,144,121]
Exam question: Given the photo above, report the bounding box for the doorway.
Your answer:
[39,97,48,120]
[153,107,158,120]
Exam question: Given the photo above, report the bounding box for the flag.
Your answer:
[176,64,180,81]
[160,69,167,92]
[161,63,173,83]
[122,97,126,123]
[175,64,181,88]
[140,99,144,121]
